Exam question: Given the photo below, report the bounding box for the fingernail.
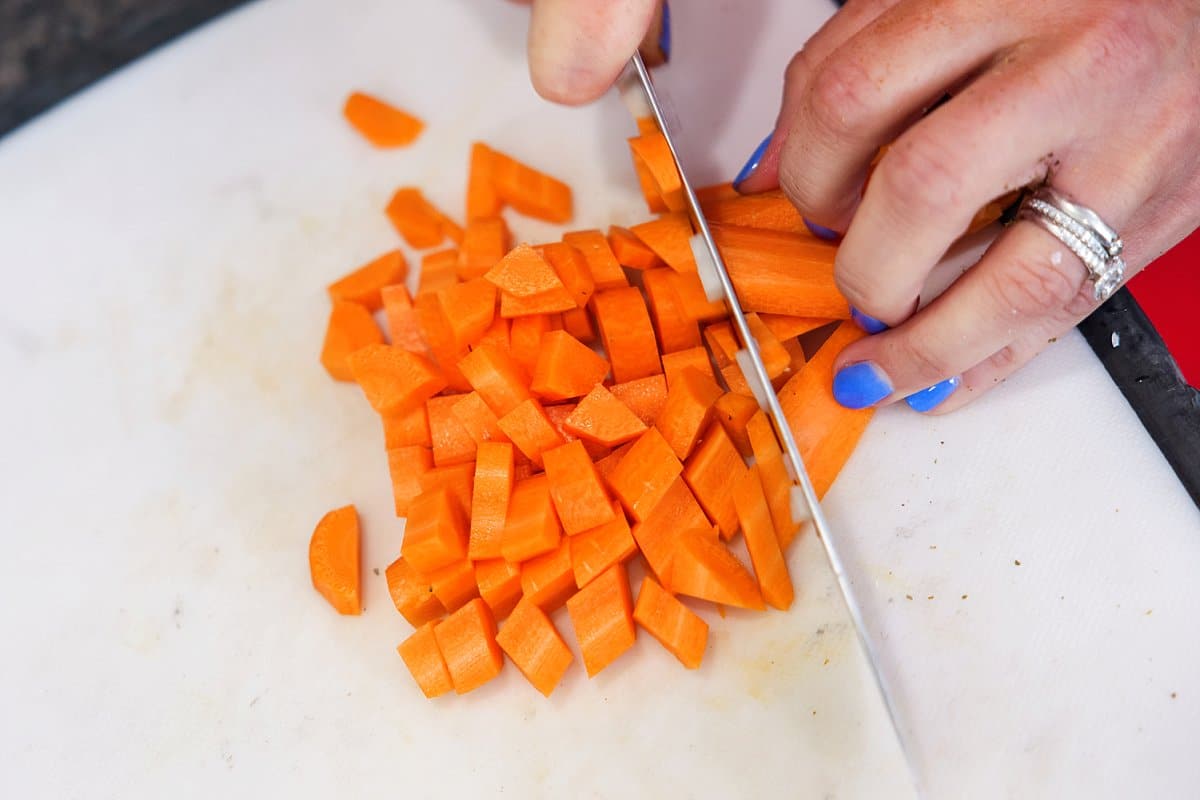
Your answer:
[804,218,842,240]
[832,362,893,409]
[904,376,961,413]
[658,1,672,61]
[733,133,772,188]
[850,306,889,334]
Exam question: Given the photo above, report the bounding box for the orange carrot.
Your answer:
[571,503,637,588]
[426,395,477,467]
[543,440,616,535]
[566,562,636,677]
[477,315,511,354]
[348,344,446,414]
[383,404,432,449]
[309,505,361,615]
[398,621,453,699]
[475,558,523,621]
[387,444,433,515]
[495,598,574,697]
[343,91,424,147]
[777,338,807,388]
[468,442,514,561]
[436,278,497,351]
[387,187,453,249]
[488,147,573,223]
[466,142,502,221]
[418,463,475,519]
[530,330,610,401]
[630,150,669,214]
[542,403,612,461]
[733,467,794,610]
[416,248,459,298]
[429,558,480,613]
[497,398,566,468]
[500,474,563,563]
[561,306,597,342]
[744,411,798,547]
[433,598,504,694]
[629,213,696,273]
[712,391,758,458]
[642,268,702,353]
[662,346,716,389]
[759,313,833,341]
[562,230,628,290]
[520,539,576,611]
[591,287,662,383]
[607,427,683,522]
[703,322,751,396]
[457,217,511,279]
[381,284,429,354]
[656,367,724,460]
[608,225,665,270]
[694,182,739,204]
[539,242,595,308]
[386,556,445,627]
[713,224,850,318]
[457,343,532,417]
[486,244,566,298]
[683,421,748,539]
[320,300,384,381]
[402,488,469,573]
[328,250,408,310]
[508,313,561,375]
[500,288,577,318]
[563,384,648,447]
[607,375,669,427]
[450,391,508,447]
[670,527,765,610]
[668,269,727,323]
[630,477,709,587]
[633,576,709,669]
[628,131,685,212]
[700,190,807,235]
[593,442,633,487]
[745,312,791,379]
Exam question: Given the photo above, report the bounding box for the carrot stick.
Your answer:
[670,527,765,611]
[347,344,447,414]
[683,422,749,539]
[570,502,637,589]
[433,598,504,694]
[566,563,636,678]
[700,190,808,235]
[458,217,511,280]
[530,330,610,401]
[468,442,515,561]
[496,598,574,697]
[633,576,709,669]
[759,313,834,341]
[562,384,648,447]
[466,142,502,221]
[387,444,433,515]
[328,250,408,310]
[591,287,662,383]
[543,440,616,535]
[642,268,702,353]
[343,91,424,148]
[562,230,629,290]
[745,312,791,379]
[488,147,574,223]
[402,488,469,573]
[733,466,794,610]
[607,374,669,427]
[309,505,361,615]
[520,539,577,611]
[497,398,566,468]
[713,224,850,318]
[386,556,445,627]
[500,474,563,563]
[745,411,800,548]
[320,300,384,382]
[694,182,739,205]
[398,621,453,699]
[607,427,683,522]
[475,558,523,621]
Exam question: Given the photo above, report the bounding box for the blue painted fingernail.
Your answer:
[832,362,893,409]
[658,1,672,60]
[904,376,961,413]
[804,218,842,240]
[733,134,772,188]
[850,306,889,334]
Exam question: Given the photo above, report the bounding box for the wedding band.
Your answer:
[1018,186,1126,302]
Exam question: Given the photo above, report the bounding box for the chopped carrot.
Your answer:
[759,313,833,341]
[450,391,508,447]
[320,300,384,382]
[703,321,751,396]
[328,250,408,310]
[700,190,807,235]
[520,539,576,611]
[628,132,685,212]
[670,528,765,611]
[500,474,563,563]
[745,312,791,379]
[387,444,433,515]
[683,421,748,539]
[776,338,808,389]
[713,225,850,319]
[426,395,477,467]
[467,442,514,561]
[571,503,637,588]
[466,142,502,221]
[668,269,727,323]
[309,505,361,615]
[607,427,683,522]
[433,598,504,694]
[436,278,497,351]
[477,315,511,354]
[630,150,669,214]
[593,442,634,488]
[383,404,432,449]
[348,344,446,414]
[630,477,709,587]
[566,562,636,678]
[543,440,615,535]
[656,367,724,460]
[607,375,669,428]
[591,287,662,383]
[488,147,573,223]
[694,182,739,204]
[398,621,453,699]
[414,291,471,392]
[475,558,523,621]
[386,556,446,627]
[642,268,702,353]
[539,242,595,308]
[530,330,610,401]
[508,314,561,375]
[608,225,665,270]
[496,598,574,697]
[458,217,511,279]
[712,392,758,458]
[563,384,648,447]
[402,488,469,573]
[343,91,424,147]
[745,411,797,548]
[629,213,696,273]
[457,343,532,417]
[542,403,612,461]
[416,248,459,297]
[500,287,577,318]
[562,230,628,290]
[486,244,564,298]
[418,463,474,519]
[428,558,480,613]
[387,187,452,249]
[662,346,716,389]
[634,576,709,669]
[381,284,429,354]
[561,307,597,342]
[497,398,566,468]
[733,467,794,610]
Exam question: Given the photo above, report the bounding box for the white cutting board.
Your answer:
[1,1,1198,798]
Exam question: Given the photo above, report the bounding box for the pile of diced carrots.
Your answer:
[308,91,878,699]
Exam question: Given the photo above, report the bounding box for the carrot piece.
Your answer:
[381,284,429,354]
[684,422,749,539]
[776,338,808,387]
[457,217,511,279]
[328,250,408,310]
[487,244,574,306]
[743,312,791,379]
[496,597,575,697]
[539,242,595,308]
[506,313,558,375]
[671,527,765,610]
[418,463,475,519]
[385,556,445,627]
[630,151,670,214]
[497,398,566,468]
[398,621,453,699]
[466,142,503,221]
[591,287,662,383]
[760,313,834,341]
[635,115,660,136]
[466,442,515,561]
[433,597,504,694]
[593,441,633,487]
[629,213,696,273]
[662,346,716,389]
[607,376,667,428]
[656,367,724,460]
[426,395,477,467]
[630,477,709,586]
[695,182,739,204]
[477,315,511,354]
[732,467,793,610]
[642,268,702,353]
[713,224,850,318]
[608,225,665,270]
[607,427,683,521]
[383,404,432,449]
[562,230,628,290]
[402,488,469,573]
[475,558,523,621]
[457,343,532,417]
[520,539,576,612]
[436,278,497,351]
[449,392,507,448]
[634,576,709,669]
[529,330,610,402]
[309,505,360,615]
[571,503,637,588]
[343,91,424,147]
[778,321,874,498]
[500,288,577,318]
[417,248,461,297]
[668,269,728,323]
[713,392,758,458]
[320,300,384,381]
[542,403,612,461]
[561,306,597,342]
[543,440,616,535]
[566,563,636,677]
[700,190,807,235]
[387,444,433,515]
[628,132,686,212]
[745,411,797,548]
[500,474,563,563]
[703,322,751,396]
[387,187,448,249]
[562,384,647,447]
[348,344,446,414]
[429,558,480,613]
[487,147,574,223]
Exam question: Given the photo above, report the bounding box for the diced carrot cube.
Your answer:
[450,391,508,447]
[562,230,628,290]
[530,330,610,402]
[630,477,709,587]
[385,556,445,628]
[683,422,749,539]
[427,395,477,467]
[428,558,480,613]
[608,375,669,427]
[509,313,561,375]
[500,475,563,563]
[328,250,408,310]
[591,287,662,383]
[321,300,384,382]
[402,488,469,573]
[520,539,576,612]
[469,442,514,561]
[628,132,685,212]
[571,503,637,589]
[475,558,523,621]
[543,440,615,535]
[433,598,504,694]
[457,343,532,417]
[488,147,573,223]
[566,563,636,678]
[607,427,682,522]
[634,576,708,669]
[671,528,765,610]
[343,92,424,148]
[629,212,695,272]
[382,404,432,449]
[562,384,647,447]
[347,344,446,414]
[417,248,460,297]
[381,283,428,354]
[436,278,497,351]
[642,267,701,353]
[497,398,566,468]
[458,217,511,279]
[656,367,724,461]
[387,187,447,249]
[387,444,433,516]
[608,225,665,271]
[662,346,716,389]
[496,598,574,697]
[713,392,759,458]
[418,463,474,519]
[398,621,453,699]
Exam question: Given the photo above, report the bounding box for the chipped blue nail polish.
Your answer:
[733,134,772,188]
[850,306,889,334]
[832,362,893,409]
[658,1,672,61]
[803,218,842,240]
[904,376,961,413]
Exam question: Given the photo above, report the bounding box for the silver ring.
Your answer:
[1018,186,1126,302]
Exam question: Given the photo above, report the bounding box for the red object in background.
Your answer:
[1128,227,1200,388]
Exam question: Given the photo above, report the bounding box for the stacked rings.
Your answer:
[1018,186,1126,302]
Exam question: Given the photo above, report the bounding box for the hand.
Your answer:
[737,0,1200,413]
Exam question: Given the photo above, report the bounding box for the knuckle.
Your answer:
[894,334,956,383]
[1074,3,1156,84]
[784,49,814,86]
[806,57,877,140]
[832,257,877,310]
[985,249,1083,318]
[872,136,966,222]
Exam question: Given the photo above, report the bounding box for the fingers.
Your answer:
[527,0,661,105]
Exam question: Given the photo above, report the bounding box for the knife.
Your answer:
[619,51,923,796]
